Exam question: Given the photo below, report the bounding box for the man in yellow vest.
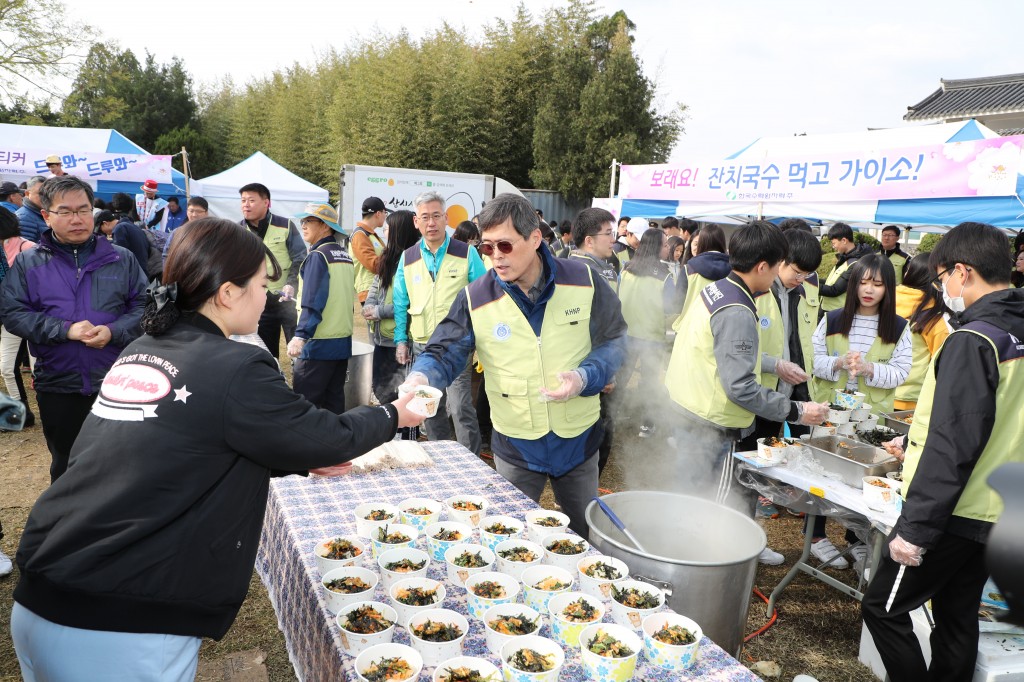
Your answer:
[862,222,1024,682]
[351,196,389,305]
[239,183,307,359]
[287,203,355,414]
[819,222,871,315]
[393,191,487,454]
[402,193,626,538]
[877,224,909,286]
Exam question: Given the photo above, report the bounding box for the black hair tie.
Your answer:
[146,281,178,312]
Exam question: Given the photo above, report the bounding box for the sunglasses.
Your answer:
[479,239,519,256]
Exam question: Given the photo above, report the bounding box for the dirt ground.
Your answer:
[0,319,881,682]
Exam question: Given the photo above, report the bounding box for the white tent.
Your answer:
[192,151,329,222]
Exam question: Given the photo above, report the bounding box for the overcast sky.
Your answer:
[67,1,1024,163]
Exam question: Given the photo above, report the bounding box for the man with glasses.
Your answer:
[393,190,486,454]
[402,193,626,538]
[0,176,146,482]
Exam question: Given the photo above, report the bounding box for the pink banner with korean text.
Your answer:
[0,148,173,184]
[618,137,1024,203]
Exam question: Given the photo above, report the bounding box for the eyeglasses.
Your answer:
[596,231,614,238]
[417,212,444,223]
[479,239,520,256]
[48,208,93,219]
[931,266,970,292]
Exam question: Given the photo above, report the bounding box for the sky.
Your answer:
[62,1,1024,165]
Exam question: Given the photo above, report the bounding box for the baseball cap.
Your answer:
[45,155,62,165]
[295,202,342,233]
[361,196,391,214]
[627,217,649,239]
[0,181,23,197]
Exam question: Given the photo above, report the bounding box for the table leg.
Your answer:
[766,513,817,615]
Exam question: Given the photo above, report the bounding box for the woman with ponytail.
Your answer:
[11,218,425,680]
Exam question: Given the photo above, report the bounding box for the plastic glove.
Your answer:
[278,284,295,302]
[396,342,411,365]
[798,401,830,425]
[286,336,306,358]
[539,370,584,402]
[398,371,428,394]
[845,350,863,377]
[362,304,379,320]
[882,436,905,461]
[889,534,925,567]
[775,359,809,385]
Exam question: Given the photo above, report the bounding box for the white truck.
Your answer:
[337,164,520,235]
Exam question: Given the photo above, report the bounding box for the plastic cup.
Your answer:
[578,623,642,681]
[641,612,702,671]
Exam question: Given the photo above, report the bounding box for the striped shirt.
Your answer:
[812,314,912,391]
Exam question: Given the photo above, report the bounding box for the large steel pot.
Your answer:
[585,491,765,657]
[344,341,374,407]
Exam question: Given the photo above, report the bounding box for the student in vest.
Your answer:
[877,224,909,286]
[665,221,830,564]
[352,196,389,305]
[862,222,1024,682]
[819,222,872,315]
[238,183,306,359]
[287,204,355,414]
[402,193,627,538]
[670,223,729,318]
[393,191,486,455]
[618,228,675,439]
[893,255,949,410]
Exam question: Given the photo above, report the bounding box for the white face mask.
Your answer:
[942,271,966,314]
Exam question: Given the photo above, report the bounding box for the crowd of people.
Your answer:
[0,171,1022,681]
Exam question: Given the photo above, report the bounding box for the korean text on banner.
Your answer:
[618,137,1024,203]
[0,149,173,184]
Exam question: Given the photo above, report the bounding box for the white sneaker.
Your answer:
[758,547,785,566]
[810,538,850,569]
[850,544,870,579]
[0,550,12,578]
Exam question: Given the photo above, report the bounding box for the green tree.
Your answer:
[0,0,95,101]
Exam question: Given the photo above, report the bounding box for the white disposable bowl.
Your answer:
[398,497,444,531]
[863,475,901,511]
[494,538,545,581]
[432,655,500,682]
[377,547,430,592]
[523,509,569,544]
[576,555,629,601]
[521,564,574,613]
[370,523,419,559]
[499,634,565,682]
[542,532,590,572]
[810,423,838,438]
[423,521,474,562]
[478,515,525,552]
[463,570,521,620]
[836,422,858,436]
[608,579,665,630]
[482,603,543,657]
[388,576,446,627]
[547,591,606,648]
[354,502,401,540]
[850,404,873,421]
[833,389,866,409]
[321,565,378,615]
[336,600,398,656]
[407,607,469,668]
[399,384,443,417]
[827,407,851,424]
[313,534,366,576]
[443,495,489,528]
[354,642,423,682]
[578,622,642,681]
[755,438,792,464]
[856,416,880,432]
[642,612,703,671]
[444,543,495,587]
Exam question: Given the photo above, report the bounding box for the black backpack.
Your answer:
[143,228,169,279]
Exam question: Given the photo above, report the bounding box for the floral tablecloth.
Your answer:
[255,440,761,681]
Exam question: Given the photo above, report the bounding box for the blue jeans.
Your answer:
[12,603,202,681]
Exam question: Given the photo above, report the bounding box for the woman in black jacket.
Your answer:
[11,218,424,680]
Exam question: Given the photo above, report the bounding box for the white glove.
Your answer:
[539,370,584,402]
[278,284,296,302]
[362,304,379,320]
[775,359,809,385]
[798,401,830,425]
[889,534,925,567]
[286,337,306,358]
[399,371,429,394]
[882,437,905,461]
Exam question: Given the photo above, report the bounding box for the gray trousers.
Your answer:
[494,454,599,540]
[413,342,482,455]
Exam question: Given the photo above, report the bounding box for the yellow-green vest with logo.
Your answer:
[808,309,908,413]
[670,262,717,332]
[260,214,294,289]
[619,270,670,342]
[378,283,396,340]
[466,263,600,439]
[296,242,355,339]
[755,290,785,390]
[796,273,821,376]
[666,277,761,429]
[403,238,471,343]
[353,226,385,297]
[895,321,932,405]
[885,250,908,286]
[902,320,1024,524]
[821,258,852,312]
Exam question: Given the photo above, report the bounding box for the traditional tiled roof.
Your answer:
[905,73,1024,121]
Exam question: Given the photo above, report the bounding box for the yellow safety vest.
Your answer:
[821,258,852,313]
[296,243,355,339]
[755,290,785,390]
[403,239,471,343]
[884,250,908,286]
[353,226,385,297]
[902,320,1024,523]
[796,273,821,376]
[467,263,600,439]
[670,262,717,331]
[619,270,671,343]
[260,215,294,289]
[666,277,761,429]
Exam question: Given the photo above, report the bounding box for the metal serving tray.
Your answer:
[881,410,915,436]
[803,435,900,487]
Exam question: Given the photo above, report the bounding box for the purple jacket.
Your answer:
[0,230,147,394]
